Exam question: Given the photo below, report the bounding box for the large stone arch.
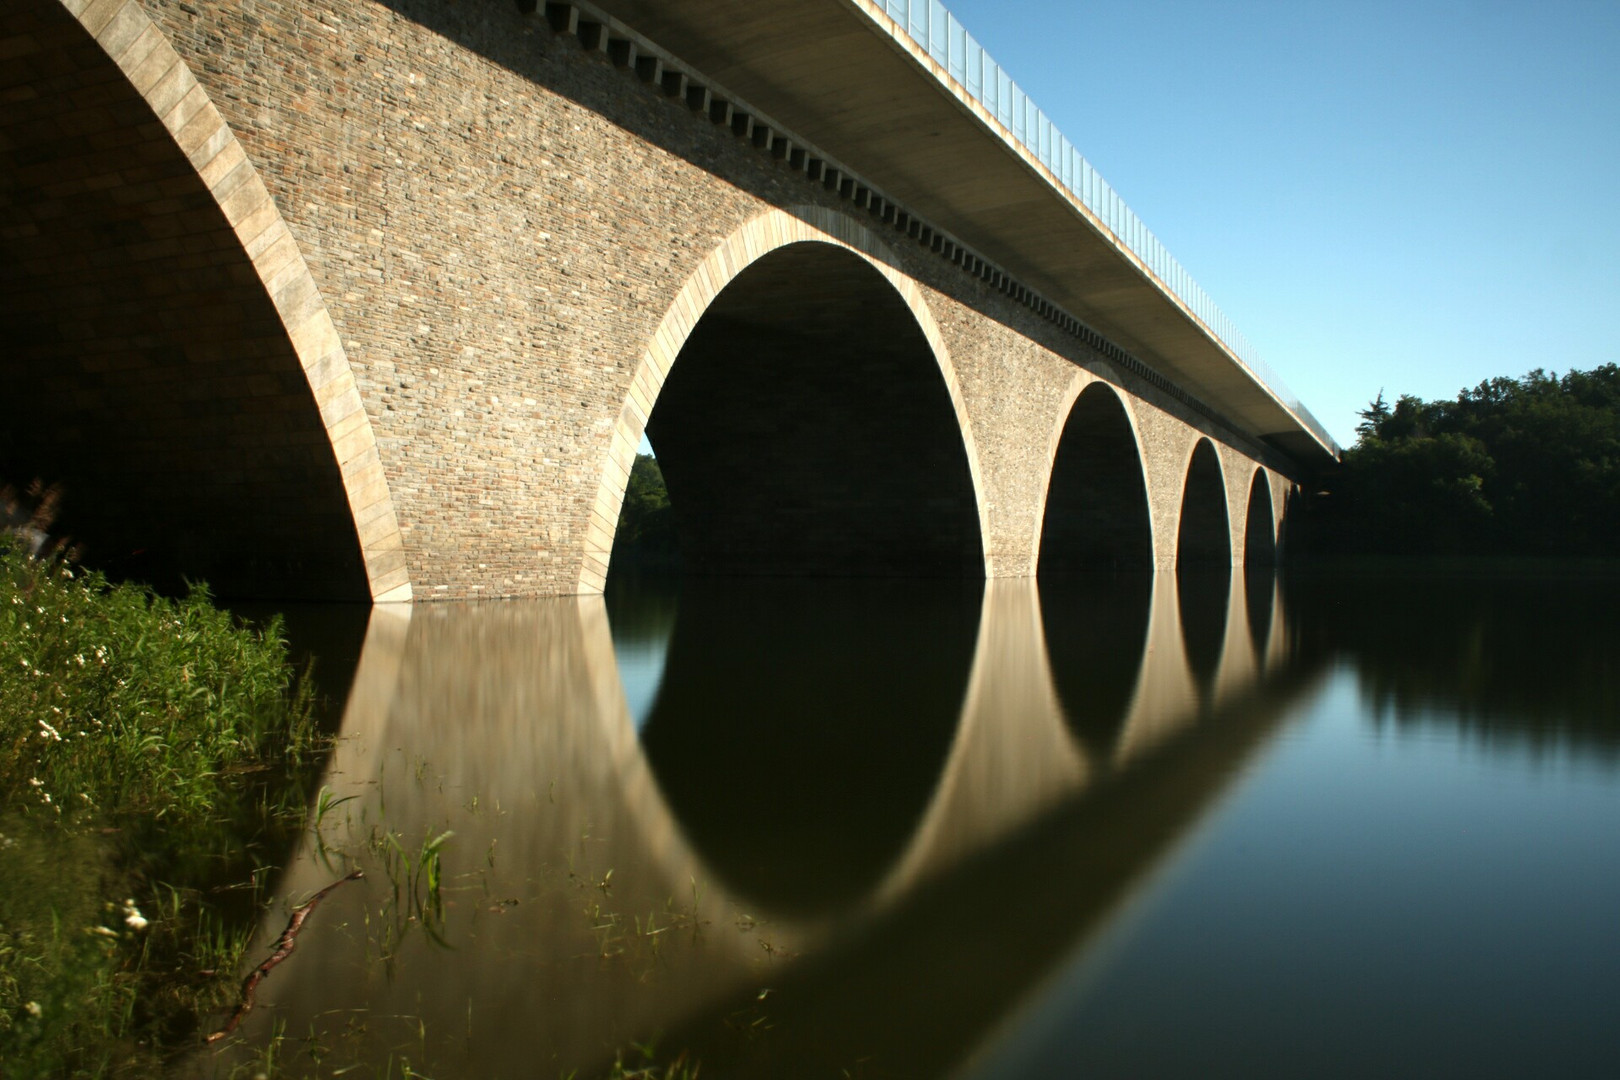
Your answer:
[579,206,989,590]
[1034,375,1155,574]
[1,0,408,600]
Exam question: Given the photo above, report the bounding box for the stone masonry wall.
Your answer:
[118,0,1296,596]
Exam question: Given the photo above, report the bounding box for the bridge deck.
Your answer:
[576,0,1337,465]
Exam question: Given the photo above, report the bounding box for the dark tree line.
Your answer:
[1308,364,1620,556]
[610,453,680,571]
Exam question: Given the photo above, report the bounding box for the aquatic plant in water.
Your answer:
[0,537,325,1075]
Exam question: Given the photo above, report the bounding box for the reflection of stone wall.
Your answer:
[210,570,1305,1075]
[221,598,790,1077]
[20,0,1299,597]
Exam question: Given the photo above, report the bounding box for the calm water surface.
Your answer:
[201,572,1620,1078]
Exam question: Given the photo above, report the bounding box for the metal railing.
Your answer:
[871,0,1338,454]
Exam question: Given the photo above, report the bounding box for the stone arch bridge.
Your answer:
[1,0,1337,601]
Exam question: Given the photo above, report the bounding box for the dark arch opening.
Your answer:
[1176,440,1232,570]
[1244,564,1276,664]
[1244,469,1278,567]
[0,2,366,599]
[1241,469,1278,664]
[1176,440,1232,692]
[621,242,983,581]
[1037,383,1154,574]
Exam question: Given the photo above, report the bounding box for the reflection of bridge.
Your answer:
[7,0,1333,600]
[220,574,1320,1076]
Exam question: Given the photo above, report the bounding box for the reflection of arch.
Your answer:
[1244,468,1278,567]
[1040,573,1154,760]
[874,580,1088,902]
[1244,565,1277,663]
[1112,572,1199,764]
[639,580,980,917]
[1176,439,1232,569]
[1177,565,1231,699]
[1036,378,1155,574]
[579,207,989,591]
[243,598,790,1074]
[3,0,408,600]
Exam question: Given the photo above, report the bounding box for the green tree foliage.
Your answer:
[1320,364,1620,555]
[610,454,680,571]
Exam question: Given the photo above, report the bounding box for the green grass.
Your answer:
[0,538,326,1075]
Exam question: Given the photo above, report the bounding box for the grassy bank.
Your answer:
[0,539,325,1076]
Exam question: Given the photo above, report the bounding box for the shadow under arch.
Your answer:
[1037,379,1155,574]
[580,207,989,590]
[0,0,408,601]
[1244,468,1278,567]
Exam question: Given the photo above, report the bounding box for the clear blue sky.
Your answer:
[941,0,1620,448]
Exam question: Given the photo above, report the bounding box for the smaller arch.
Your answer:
[1036,379,1155,574]
[1243,467,1278,567]
[1176,439,1232,569]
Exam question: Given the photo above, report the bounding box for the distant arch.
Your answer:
[1244,467,1278,566]
[2,0,408,600]
[581,207,988,589]
[1176,439,1232,569]
[1036,379,1154,574]
[1175,439,1232,693]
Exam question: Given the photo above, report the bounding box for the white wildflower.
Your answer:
[123,900,149,932]
[25,1001,43,1018]
[28,777,42,787]
[37,718,62,742]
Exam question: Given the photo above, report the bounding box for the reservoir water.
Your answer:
[201,571,1620,1078]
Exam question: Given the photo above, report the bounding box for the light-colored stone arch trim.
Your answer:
[60,0,411,602]
[578,204,992,593]
[1026,372,1159,575]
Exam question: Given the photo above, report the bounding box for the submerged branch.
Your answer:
[206,869,364,1044]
